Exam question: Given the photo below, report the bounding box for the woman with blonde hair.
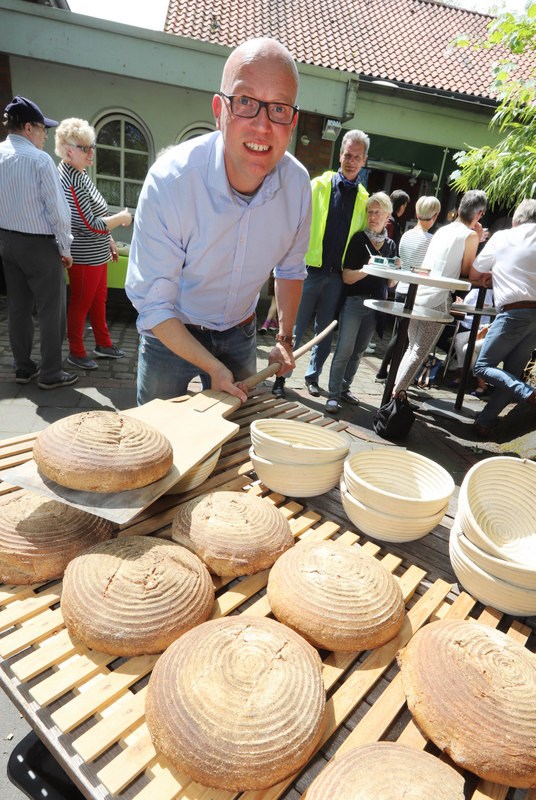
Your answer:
[55,118,132,370]
[326,192,397,414]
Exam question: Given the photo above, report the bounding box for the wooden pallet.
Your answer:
[0,391,534,800]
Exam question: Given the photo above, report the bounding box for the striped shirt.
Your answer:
[58,162,110,266]
[396,225,434,295]
[0,134,72,255]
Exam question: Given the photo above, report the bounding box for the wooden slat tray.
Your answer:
[1,392,534,800]
[1,487,534,800]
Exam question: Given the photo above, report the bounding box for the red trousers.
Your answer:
[67,263,113,357]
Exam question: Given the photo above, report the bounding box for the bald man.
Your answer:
[126,38,312,405]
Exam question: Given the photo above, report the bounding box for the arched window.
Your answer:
[177,122,215,144]
[94,114,152,209]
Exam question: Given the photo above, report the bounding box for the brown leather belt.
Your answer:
[501,301,536,311]
[186,312,256,332]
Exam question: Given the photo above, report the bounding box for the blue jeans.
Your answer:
[328,295,377,399]
[293,267,343,382]
[473,309,536,427]
[136,319,257,405]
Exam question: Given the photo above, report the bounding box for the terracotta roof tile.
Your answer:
[164,0,532,101]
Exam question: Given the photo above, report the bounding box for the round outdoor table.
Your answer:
[362,264,471,404]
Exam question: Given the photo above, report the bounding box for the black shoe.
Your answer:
[306,379,321,397]
[341,390,360,406]
[375,372,388,383]
[15,367,39,385]
[272,377,286,399]
[38,371,79,390]
[325,399,340,415]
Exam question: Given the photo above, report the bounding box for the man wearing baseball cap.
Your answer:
[0,95,78,389]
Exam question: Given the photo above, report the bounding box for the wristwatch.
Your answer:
[275,333,294,347]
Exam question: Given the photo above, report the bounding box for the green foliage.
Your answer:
[451,3,536,210]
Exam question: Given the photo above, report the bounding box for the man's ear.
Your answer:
[212,94,222,130]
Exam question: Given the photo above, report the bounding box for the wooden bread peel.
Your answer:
[0,322,337,525]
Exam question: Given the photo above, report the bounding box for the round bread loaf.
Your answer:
[0,490,113,584]
[171,490,294,576]
[397,618,536,787]
[145,616,326,790]
[305,742,465,799]
[61,536,214,655]
[267,539,405,651]
[32,411,173,492]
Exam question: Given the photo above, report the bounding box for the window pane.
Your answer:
[125,182,143,207]
[124,152,149,181]
[97,149,121,177]
[97,120,121,148]
[97,178,121,206]
[125,122,147,152]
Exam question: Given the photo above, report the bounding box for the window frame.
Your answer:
[92,111,153,211]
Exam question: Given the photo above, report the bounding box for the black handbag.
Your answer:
[373,391,415,440]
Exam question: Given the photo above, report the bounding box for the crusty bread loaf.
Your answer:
[267,539,405,651]
[145,616,326,790]
[171,490,294,576]
[398,619,536,788]
[61,536,214,655]
[305,742,465,799]
[33,410,173,492]
[0,490,113,584]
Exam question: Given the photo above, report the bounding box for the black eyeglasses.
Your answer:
[219,93,298,125]
[32,123,50,133]
[73,144,96,153]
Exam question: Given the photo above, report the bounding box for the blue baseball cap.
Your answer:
[4,95,59,128]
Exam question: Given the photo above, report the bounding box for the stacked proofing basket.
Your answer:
[450,456,536,616]
[341,449,454,542]
[249,419,350,497]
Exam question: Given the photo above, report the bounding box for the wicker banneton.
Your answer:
[250,418,350,464]
[454,522,536,591]
[0,490,113,584]
[166,447,221,495]
[171,490,294,576]
[145,616,326,791]
[458,456,536,568]
[449,525,536,616]
[305,742,465,799]
[249,446,344,497]
[341,479,447,543]
[344,449,454,518]
[61,537,214,656]
[33,410,173,492]
[267,539,405,651]
[398,619,536,787]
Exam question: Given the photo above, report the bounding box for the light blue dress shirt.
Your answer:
[0,134,72,256]
[126,131,311,335]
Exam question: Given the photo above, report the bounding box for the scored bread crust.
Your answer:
[304,741,465,799]
[397,618,536,788]
[32,410,173,492]
[171,490,294,576]
[61,536,214,655]
[267,539,405,651]
[145,616,326,790]
[0,490,113,584]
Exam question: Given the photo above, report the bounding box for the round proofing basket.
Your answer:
[166,448,221,495]
[340,479,447,543]
[249,446,344,497]
[344,449,455,518]
[458,456,536,568]
[455,521,536,591]
[449,524,536,617]
[250,419,350,465]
